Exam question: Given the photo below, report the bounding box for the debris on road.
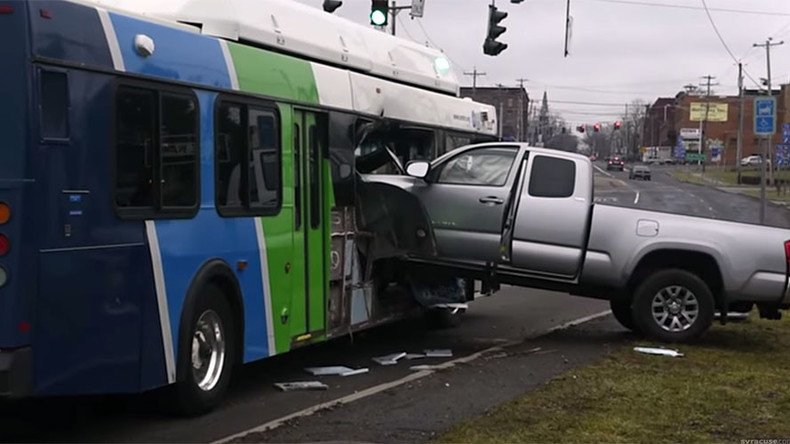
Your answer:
[339,368,369,377]
[424,349,453,358]
[405,353,426,360]
[372,352,407,365]
[274,381,329,392]
[304,366,354,376]
[409,364,443,371]
[634,347,684,357]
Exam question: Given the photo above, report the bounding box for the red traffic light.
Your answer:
[593,123,601,132]
[576,125,585,133]
[614,120,622,130]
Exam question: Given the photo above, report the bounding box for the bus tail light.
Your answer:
[0,234,8,256]
[0,5,14,14]
[0,202,10,224]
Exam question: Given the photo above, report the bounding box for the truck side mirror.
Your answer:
[405,160,430,179]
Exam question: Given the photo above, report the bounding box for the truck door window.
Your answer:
[436,147,517,186]
[528,156,576,198]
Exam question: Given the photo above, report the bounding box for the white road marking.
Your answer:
[212,310,612,444]
[634,191,641,205]
[593,164,614,178]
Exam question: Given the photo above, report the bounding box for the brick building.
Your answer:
[460,87,529,141]
[644,87,787,167]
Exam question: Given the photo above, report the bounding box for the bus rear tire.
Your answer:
[172,284,236,416]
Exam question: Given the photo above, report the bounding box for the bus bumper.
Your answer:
[0,347,32,398]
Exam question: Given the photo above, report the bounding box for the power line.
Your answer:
[580,0,790,17]
[700,0,765,90]
[413,18,467,72]
[396,15,419,44]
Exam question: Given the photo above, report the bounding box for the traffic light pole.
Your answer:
[388,2,413,36]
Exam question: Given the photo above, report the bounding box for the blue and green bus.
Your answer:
[0,0,497,412]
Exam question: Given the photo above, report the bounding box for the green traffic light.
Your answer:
[370,9,387,26]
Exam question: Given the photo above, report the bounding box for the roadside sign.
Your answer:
[754,96,776,136]
[776,144,790,166]
[690,103,728,122]
[410,0,425,17]
[686,152,706,162]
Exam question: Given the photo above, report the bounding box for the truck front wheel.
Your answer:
[632,269,714,343]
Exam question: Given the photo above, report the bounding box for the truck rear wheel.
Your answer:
[610,298,638,332]
[632,269,714,343]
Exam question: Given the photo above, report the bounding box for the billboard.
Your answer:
[689,103,729,122]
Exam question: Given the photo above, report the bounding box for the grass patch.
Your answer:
[439,316,790,444]
[742,189,790,203]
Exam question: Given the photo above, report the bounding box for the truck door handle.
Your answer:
[479,196,504,205]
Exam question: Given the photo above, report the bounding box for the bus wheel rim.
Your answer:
[191,309,226,392]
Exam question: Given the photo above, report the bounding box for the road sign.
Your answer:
[690,103,728,122]
[686,152,706,162]
[776,144,790,166]
[754,96,777,136]
[410,0,425,18]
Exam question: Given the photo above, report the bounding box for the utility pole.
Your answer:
[699,75,718,173]
[463,67,486,93]
[516,78,528,141]
[753,37,784,224]
[388,1,414,36]
[736,62,744,184]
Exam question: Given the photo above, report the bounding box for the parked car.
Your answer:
[607,156,624,171]
[741,155,763,167]
[629,165,651,180]
[363,143,790,343]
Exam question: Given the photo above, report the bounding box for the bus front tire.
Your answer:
[172,284,236,416]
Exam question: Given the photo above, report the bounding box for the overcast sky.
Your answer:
[294,0,790,126]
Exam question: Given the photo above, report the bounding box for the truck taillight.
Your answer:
[785,240,790,270]
[0,5,14,14]
[0,233,8,256]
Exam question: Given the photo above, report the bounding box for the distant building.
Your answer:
[460,86,529,141]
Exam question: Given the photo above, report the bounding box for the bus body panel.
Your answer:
[0,1,34,351]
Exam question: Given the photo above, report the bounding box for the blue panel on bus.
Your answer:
[109,13,232,89]
[30,0,114,69]
[153,92,270,363]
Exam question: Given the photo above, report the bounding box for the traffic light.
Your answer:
[483,4,508,56]
[614,120,622,130]
[370,0,388,26]
[323,0,342,13]
[576,125,585,133]
[593,123,601,132]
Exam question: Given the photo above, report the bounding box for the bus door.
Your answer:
[291,109,327,341]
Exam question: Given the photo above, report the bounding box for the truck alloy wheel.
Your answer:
[631,269,714,343]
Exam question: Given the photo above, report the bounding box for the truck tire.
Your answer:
[172,284,237,415]
[610,298,638,332]
[631,269,714,343]
[426,306,466,329]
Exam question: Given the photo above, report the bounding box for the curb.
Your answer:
[674,175,790,209]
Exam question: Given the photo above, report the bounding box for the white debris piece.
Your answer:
[405,353,426,360]
[372,352,407,365]
[409,364,442,371]
[274,381,329,391]
[340,368,369,377]
[304,366,354,376]
[424,349,453,358]
[633,347,684,358]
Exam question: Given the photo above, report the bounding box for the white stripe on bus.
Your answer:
[145,221,176,384]
[254,219,277,356]
[219,40,239,91]
[97,8,126,72]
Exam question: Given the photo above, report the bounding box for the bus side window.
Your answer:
[40,70,70,141]
[115,85,199,218]
[215,98,281,217]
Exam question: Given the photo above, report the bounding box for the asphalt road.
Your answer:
[2,164,787,443]
[594,163,790,229]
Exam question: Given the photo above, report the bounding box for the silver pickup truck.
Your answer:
[361,143,790,343]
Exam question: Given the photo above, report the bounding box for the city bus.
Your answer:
[0,0,498,412]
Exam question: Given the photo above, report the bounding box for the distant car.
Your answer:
[741,155,763,167]
[607,156,624,171]
[629,165,651,180]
